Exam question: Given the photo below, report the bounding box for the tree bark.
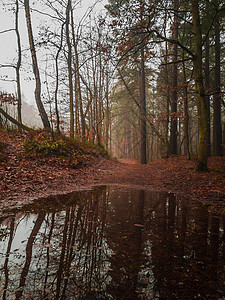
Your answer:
[54,23,64,134]
[24,0,50,128]
[191,0,208,171]
[205,34,211,156]
[213,15,223,156]
[140,44,147,164]
[170,0,179,155]
[182,52,191,160]
[15,0,22,124]
[71,9,86,139]
[65,0,74,138]
[105,69,110,152]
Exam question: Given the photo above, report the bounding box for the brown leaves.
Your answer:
[0,92,17,106]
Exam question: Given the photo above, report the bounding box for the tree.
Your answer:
[24,0,50,129]
[213,4,223,156]
[140,36,147,164]
[15,0,22,124]
[65,0,74,138]
[169,0,179,155]
[191,0,208,171]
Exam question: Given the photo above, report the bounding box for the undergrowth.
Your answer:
[23,130,108,160]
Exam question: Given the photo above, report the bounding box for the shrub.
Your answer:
[23,132,86,159]
[23,130,109,163]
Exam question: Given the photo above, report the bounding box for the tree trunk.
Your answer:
[170,0,179,155]
[66,0,74,138]
[140,44,147,164]
[205,34,211,156]
[0,108,31,131]
[71,8,86,139]
[15,0,22,124]
[54,23,64,134]
[182,52,191,160]
[191,0,208,171]
[105,69,110,152]
[213,16,223,156]
[163,23,170,156]
[24,0,50,128]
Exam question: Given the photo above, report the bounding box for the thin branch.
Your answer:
[0,64,16,69]
[161,57,193,66]
[0,29,15,34]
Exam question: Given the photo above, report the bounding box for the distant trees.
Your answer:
[107,0,224,169]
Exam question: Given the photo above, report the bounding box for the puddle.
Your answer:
[0,186,224,299]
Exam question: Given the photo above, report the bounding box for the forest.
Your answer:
[0,0,224,169]
[0,0,225,299]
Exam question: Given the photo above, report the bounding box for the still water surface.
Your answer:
[0,186,224,299]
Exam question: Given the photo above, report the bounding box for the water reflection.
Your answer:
[0,186,224,299]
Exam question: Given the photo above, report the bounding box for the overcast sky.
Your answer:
[0,0,107,106]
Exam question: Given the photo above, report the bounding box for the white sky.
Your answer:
[0,0,107,106]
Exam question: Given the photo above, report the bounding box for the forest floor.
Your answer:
[0,130,225,214]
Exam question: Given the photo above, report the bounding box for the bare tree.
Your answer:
[24,0,50,128]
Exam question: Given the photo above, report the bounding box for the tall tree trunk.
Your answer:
[191,0,208,171]
[182,53,191,159]
[66,0,74,138]
[71,9,86,139]
[105,69,110,152]
[170,0,179,155]
[213,15,223,156]
[24,0,50,128]
[165,42,170,157]
[54,23,64,134]
[140,43,147,164]
[205,34,211,156]
[15,0,22,124]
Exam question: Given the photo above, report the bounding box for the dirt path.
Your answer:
[0,133,225,213]
[96,156,225,213]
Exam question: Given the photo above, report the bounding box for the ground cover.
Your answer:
[0,130,224,214]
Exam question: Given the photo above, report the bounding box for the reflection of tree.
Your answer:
[15,212,45,299]
[3,217,15,300]
[52,188,110,299]
[106,189,146,299]
[150,193,177,299]
[43,212,55,298]
[150,194,224,299]
[0,187,224,299]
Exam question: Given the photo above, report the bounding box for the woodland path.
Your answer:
[1,138,225,214]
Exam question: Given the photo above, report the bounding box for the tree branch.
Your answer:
[148,29,195,58]
[0,108,32,131]
[0,29,15,34]
[161,57,193,66]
